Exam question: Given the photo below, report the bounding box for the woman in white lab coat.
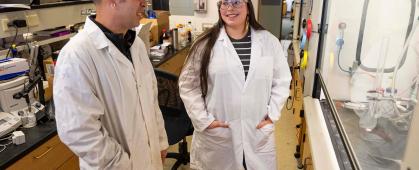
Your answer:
[179,0,291,169]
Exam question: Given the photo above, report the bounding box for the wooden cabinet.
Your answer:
[302,133,313,170]
[57,155,79,170]
[291,41,313,169]
[7,135,78,170]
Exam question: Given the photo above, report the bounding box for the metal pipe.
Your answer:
[311,0,328,98]
[356,0,416,73]
[297,0,305,37]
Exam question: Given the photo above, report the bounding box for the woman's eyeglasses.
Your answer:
[219,0,246,10]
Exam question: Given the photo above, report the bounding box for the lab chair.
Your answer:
[154,68,193,170]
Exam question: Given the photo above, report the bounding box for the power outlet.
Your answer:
[26,14,39,27]
[1,19,10,32]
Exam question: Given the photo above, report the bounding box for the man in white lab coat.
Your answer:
[53,0,168,169]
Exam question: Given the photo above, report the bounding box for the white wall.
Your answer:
[169,0,259,32]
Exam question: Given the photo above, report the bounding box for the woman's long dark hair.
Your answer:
[186,0,265,98]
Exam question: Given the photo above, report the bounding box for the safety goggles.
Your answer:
[218,0,247,10]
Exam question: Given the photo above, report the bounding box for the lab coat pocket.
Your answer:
[255,123,275,153]
[201,128,235,170]
[203,127,232,149]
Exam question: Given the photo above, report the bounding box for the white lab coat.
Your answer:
[179,27,291,170]
[54,17,168,169]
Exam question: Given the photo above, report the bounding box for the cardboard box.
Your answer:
[43,57,54,77]
[44,76,53,102]
[140,10,170,46]
[43,57,54,102]
[140,19,159,46]
[155,10,170,35]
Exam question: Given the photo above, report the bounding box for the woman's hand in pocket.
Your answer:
[256,116,273,129]
[207,120,229,129]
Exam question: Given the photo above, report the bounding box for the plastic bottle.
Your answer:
[159,28,169,44]
[178,24,188,47]
[162,29,171,45]
[186,21,193,43]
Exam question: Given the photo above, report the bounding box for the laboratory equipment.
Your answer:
[0,75,45,128]
[0,58,29,81]
[306,19,312,40]
[1,0,66,5]
[12,74,45,126]
[335,22,354,75]
[0,0,32,4]
[301,0,419,169]
[172,28,179,50]
[11,131,25,145]
[10,102,43,128]
[0,112,21,138]
[0,76,33,113]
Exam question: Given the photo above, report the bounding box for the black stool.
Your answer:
[155,68,194,170]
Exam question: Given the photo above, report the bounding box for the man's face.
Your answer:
[117,0,146,29]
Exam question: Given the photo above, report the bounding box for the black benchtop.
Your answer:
[0,0,93,13]
[0,119,57,169]
[150,44,191,68]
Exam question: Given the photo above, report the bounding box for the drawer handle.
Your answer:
[33,146,54,159]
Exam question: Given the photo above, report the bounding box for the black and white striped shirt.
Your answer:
[229,31,251,79]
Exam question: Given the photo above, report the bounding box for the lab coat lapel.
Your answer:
[243,28,262,90]
[219,27,246,85]
[85,16,108,49]
[108,45,135,71]
[85,16,135,74]
[107,44,137,80]
[130,35,143,78]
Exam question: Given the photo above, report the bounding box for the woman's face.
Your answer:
[219,0,249,28]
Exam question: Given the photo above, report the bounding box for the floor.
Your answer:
[163,108,299,170]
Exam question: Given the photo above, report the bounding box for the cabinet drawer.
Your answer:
[57,155,79,170]
[7,135,75,170]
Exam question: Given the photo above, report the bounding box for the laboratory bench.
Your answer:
[0,1,95,39]
[151,44,191,76]
[0,119,79,170]
[0,0,93,13]
[0,0,192,167]
[0,43,191,170]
